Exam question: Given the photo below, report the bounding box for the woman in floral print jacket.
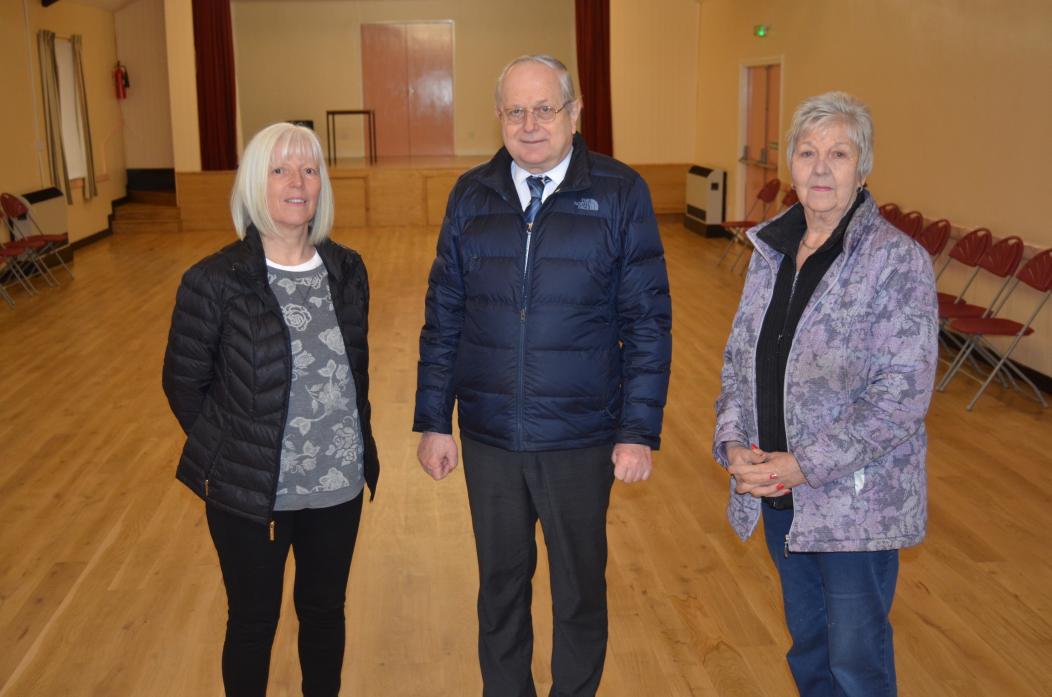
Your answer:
[713,93,938,697]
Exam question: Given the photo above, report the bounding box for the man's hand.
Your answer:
[612,443,652,484]
[418,432,459,480]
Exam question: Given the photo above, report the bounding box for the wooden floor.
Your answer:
[1,220,1050,696]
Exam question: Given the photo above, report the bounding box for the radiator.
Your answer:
[684,166,726,237]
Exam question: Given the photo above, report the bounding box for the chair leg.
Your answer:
[729,242,746,272]
[972,342,1014,389]
[50,250,74,278]
[966,336,1048,411]
[717,231,739,264]
[937,336,978,391]
[1001,358,1049,408]
[29,256,59,287]
[9,261,37,295]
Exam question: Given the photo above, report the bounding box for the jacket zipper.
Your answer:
[780,242,852,555]
[268,282,295,543]
[516,188,558,450]
[517,218,534,451]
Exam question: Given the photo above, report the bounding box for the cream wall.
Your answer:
[695,0,1052,379]
[1,0,126,243]
[695,0,1052,241]
[115,0,174,169]
[165,0,200,172]
[1,0,43,200]
[230,0,577,156]
[610,0,698,164]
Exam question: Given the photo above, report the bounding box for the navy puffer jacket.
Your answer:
[414,135,672,451]
[163,228,378,525]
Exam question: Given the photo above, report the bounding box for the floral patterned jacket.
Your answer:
[713,194,938,552]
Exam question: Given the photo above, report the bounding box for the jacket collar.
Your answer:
[749,189,877,268]
[757,188,864,258]
[471,132,594,205]
[235,225,345,284]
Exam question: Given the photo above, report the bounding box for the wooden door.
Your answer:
[742,64,781,216]
[362,22,454,159]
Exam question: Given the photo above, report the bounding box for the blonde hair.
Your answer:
[230,122,334,244]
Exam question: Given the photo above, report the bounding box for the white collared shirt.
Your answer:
[510,147,573,211]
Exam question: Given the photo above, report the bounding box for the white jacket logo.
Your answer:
[574,198,599,211]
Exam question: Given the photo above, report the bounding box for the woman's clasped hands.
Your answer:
[725,444,807,498]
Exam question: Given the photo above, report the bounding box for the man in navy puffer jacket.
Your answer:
[413,55,671,697]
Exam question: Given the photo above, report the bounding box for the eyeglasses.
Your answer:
[500,101,573,125]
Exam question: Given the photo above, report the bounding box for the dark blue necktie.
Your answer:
[524,175,549,226]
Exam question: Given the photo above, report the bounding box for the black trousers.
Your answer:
[206,494,363,697]
[462,438,615,697]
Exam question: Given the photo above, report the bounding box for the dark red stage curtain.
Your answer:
[575,0,613,156]
[192,0,238,170]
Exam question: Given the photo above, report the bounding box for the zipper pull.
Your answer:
[527,222,533,232]
[783,534,790,559]
[520,307,526,321]
[268,520,276,542]
[204,479,209,497]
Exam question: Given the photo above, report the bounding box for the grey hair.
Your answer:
[494,54,577,108]
[230,122,334,244]
[785,91,874,180]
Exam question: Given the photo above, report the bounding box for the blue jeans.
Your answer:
[762,503,899,697]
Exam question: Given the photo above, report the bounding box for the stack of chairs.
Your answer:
[939,248,1052,410]
[0,193,73,307]
[879,203,924,238]
[2,193,73,279]
[876,201,1050,411]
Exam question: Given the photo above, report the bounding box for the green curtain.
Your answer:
[37,30,70,203]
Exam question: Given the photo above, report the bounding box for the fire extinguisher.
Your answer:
[114,62,130,100]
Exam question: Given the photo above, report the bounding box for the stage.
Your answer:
[176,156,688,232]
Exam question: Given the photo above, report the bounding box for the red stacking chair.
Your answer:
[937,236,1024,379]
[0,207,56,289]
[935,228,992,305]
[0,239,40,305]
[717,178,781,270]
[0,257,14,307]
[879,202,903,227]
[939,237,1024,325]
[915,219,951,260]
[896,210,924,238]
[780,188,798,210]
[1,193,73,280]
[939,248,1052,410]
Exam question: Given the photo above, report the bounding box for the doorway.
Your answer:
[739,62,781,216]
[361,21,454,159]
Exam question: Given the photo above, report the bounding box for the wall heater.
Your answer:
[684,166,726,237]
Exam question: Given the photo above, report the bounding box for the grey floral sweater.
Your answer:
[713,196,939,552]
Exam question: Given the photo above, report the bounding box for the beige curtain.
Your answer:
[37,30,70,203]
[70,35,97,201]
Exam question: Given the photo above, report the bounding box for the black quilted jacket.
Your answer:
[162,227,378,526]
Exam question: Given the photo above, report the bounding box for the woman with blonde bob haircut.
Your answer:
[714,92,937,696]
[164,122,379,697]
[231,122,335,244]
